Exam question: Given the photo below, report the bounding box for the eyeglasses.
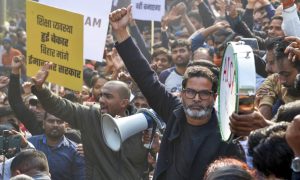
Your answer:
[182,88,213,100]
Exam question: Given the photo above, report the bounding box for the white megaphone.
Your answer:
[101,108,165,151]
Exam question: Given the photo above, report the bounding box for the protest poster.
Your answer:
[38,0,113,62]
[26,1,83,91]
[131,0,165,21]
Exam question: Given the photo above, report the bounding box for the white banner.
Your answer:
[131,0,165,22]
[38,0,113,61]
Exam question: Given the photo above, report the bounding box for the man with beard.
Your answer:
[110,6,242,179]
[30,67,150,179]
[256,40,300,119]
[159,39,191,94]
[28,113,85,180]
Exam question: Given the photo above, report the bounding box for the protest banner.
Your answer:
[26,1,83,91]
[38,0,113,62]
[132,0,165,21]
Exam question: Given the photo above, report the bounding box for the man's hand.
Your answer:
[31,62,52,91]
[11,55,25,75]
[111,47,124,71]
[286,115,300,157]
[229,111,272,136]
[285,36,300,62]
[76,143,85,157]
[22,81,33,95]
[0,76,9,89]
[109,5,132,43]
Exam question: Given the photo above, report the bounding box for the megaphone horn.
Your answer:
[101,109,164,151]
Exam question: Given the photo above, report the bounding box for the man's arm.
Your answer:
[255,74,280,118]
[31,62,92,130]
[128,20,151,61]
[282,2,300,38]
[110,6,181,122]
[229,111,273,137]
[8,56,43,135]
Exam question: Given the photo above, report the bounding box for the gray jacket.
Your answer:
[32,87,147,180]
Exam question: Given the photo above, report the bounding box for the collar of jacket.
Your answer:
[168,107,218,142]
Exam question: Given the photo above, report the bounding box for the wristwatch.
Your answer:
[291,157,300,172]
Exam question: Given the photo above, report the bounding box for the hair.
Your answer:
[90,74,108,88]
[274,40,300,72]
[247,127,267,157]
[273,101,300,123]
[248,122,289,156]
[151,47,172,63]
[104,80,131,100]
[270,16,283,23]
[11,149,50,176]
[252,130,293,179]
[83,67,99,88]
[133,91,146,100]
[188,60,220,80]
[182,66,217,93]
[204,158,256,180]
[170,39,191,51]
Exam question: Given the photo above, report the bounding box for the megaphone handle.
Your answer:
[147,123,157,149]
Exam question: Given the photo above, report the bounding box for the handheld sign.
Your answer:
[218,41,256,141]
[27,1,83,91]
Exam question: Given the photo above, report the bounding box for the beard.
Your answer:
[47,128,64,139]
[183,102,214,120]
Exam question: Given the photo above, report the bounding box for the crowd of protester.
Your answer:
[0,0,300,179]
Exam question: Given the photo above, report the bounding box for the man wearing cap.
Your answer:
[1,38,22,66]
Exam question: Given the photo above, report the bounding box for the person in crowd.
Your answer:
[256,40,300,120]
[132,91,150,110]
[110,6,243,179]
[251,122,294,179]
[1,38,22,67]
[28,112,85,180]
[159,39,192,94]
[230,36,300,137]
[86,74,108,102]
[204,158,256,180]
[10,149,51,180]
[0,120,35,179]
[150,47,172,75]
[14,30,26,57]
